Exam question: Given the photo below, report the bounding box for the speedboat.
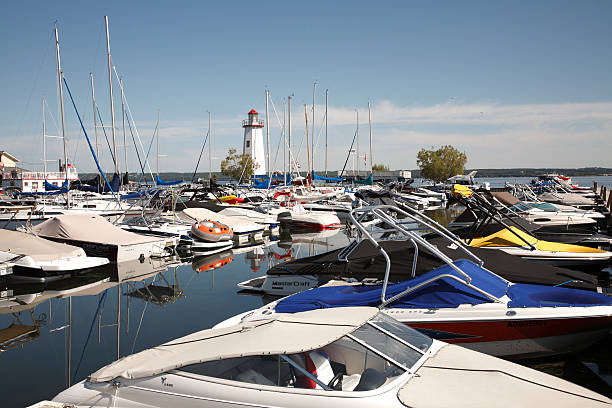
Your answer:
[176,208,264,247]
[0,229,109,281]
[242,205,612,359]
[237,206,602,296]
[467,226,612,270]
[49,307,612,407]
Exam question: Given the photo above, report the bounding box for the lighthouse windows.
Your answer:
[246,140,250,148]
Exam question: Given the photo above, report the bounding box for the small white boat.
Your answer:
[50,307,612,408]
[277,204,342,231]
[0,229,109,281]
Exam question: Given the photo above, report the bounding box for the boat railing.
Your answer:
[348,205,504,307]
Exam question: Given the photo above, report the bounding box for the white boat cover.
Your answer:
[179,208,264,231]
[399,344,612,407]
[539,192,596,206]
[31,214,164,246]
[0,229,84,262]
[89,307,377,382]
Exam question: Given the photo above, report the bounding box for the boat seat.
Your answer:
[234,368,275,386]
[353,368,386,391]
[293,350,335,389]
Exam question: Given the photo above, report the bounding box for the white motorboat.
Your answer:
[50,307,612,407]
[29,214,177,263]
[277,204,342,231]
[0,229,109,281]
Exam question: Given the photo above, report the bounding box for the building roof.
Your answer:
[248,109,258,115]
[0,151,19,163]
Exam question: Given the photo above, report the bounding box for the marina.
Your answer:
[2,2,612,407]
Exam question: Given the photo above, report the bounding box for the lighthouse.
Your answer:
[242,109,266,176]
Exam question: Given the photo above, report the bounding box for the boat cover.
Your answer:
[538,192,596,206]
[275,260,612,313]
[266,238,599,290]
[31,214,164,245]
[156,175,183,186]
[0,230,84,262]
[89,307,378,382]
[468,227,607,254]
[311,171,344,182]
[490,191,521,206]
[179,208,264,230]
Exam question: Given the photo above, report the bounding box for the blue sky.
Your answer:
[1,0,611,174]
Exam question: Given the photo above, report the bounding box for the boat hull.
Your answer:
[404,315,612,359]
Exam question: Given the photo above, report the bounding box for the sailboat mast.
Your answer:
[90,73,100,162]
[325,89,328,177]
[368,101,373,176]
[105,16,119,175]
[288,95,292,176]
[265,89,270,178]
[312,82,316,175]
[54,26,69,206]
[156,110,160,177]
[120,77,128,178]
[355,109,359,176]
[208,111,212,182]
[283,99,286,185]
[305,105,310,188]
[42,97,47,177]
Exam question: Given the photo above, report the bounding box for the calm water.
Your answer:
[3,178,612,406]
[0,229,351,407]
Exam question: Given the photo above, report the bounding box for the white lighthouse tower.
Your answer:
[242,109,266,176]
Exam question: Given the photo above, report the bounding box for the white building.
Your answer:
[242,109,266,176]
[0,151,19,169]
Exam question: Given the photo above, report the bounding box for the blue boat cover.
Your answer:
[275,259,612,313]
[156,176,183,186]
[276,260,509,312]
[312,171,344,182]
[45,179,69,192]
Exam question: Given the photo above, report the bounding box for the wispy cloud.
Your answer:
[4,100,612,172]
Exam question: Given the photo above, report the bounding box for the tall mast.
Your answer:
[356,107,360,175]
[283,99,286,185]
[305,105,310,188]
[208,111,212,182]
[120,77,127,179]
[90,73,99,162]
[54,26,69,206]
[288,95,292,177]
[105,16,119,175]
[325,89,328,177]
[42,97,47,177]
[312,81,316,175]
[156,110,160,177]
[368,101,373,176]
[265,89,270,178]
[355,109,358,177]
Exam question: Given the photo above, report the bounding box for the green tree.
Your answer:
[220,148,257,183]
[416,145,467,183]
[372,163,389,171]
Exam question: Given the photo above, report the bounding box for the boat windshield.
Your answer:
[508,202,532,212]
[532,202,559,212]
[180,312,432,392]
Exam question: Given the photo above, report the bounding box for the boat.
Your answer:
[243,204,612,359]
[0,229,109,281]
[29,214,178,262]
[49,306,612,407]
[277,203,342,231]
[238,204,601,296]
[191,220,233,242]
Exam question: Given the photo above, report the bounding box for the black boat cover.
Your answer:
[267,238,599,291]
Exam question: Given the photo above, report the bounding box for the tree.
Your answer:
[416,145,467,183]
[372,163,389,171]
[220,148,257,183]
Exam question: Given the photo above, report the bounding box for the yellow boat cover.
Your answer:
[467,227,606,253]
[217,195,239,203]
[452,184,473,199]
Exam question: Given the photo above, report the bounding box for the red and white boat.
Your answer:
[238,204,612,359]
